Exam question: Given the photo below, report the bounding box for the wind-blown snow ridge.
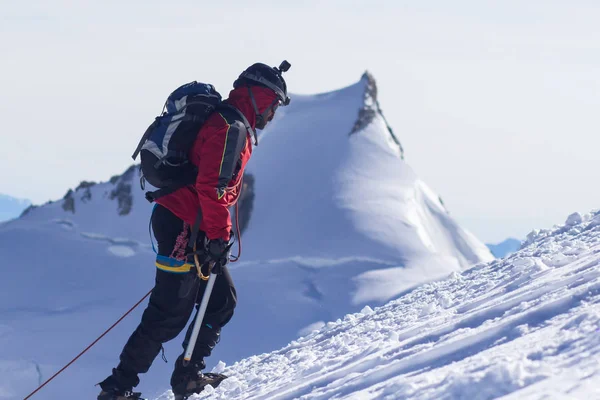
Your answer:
[165,209,600,400]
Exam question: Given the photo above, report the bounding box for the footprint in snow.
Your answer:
[53,219,75,230]
[108,245,136,258]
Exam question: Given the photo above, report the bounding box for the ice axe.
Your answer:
[183,261,217,366]
[183,238,232,366]
[183,208,234,367]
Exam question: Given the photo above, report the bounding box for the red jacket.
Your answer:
[156,86,277,240]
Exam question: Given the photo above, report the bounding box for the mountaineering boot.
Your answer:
[171,355,227,399]
[97,366,144,400]
[97,389,145,400]
[172,372,228,400]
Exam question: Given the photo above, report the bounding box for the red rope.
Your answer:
[230,176,244,263]
[23,289,153,400]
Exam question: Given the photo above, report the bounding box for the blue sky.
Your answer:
[1,0,598,242]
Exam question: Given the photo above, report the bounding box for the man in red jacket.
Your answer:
[98,62,290,400]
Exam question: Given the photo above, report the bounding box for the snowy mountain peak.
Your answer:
[242,74,493,269]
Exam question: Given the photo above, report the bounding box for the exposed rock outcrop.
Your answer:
[20,204,38,217]
[109,166,136,216]
[350,72,405,159]
[62,189,75,213]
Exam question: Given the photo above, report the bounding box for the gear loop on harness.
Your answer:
[193,242,211,281]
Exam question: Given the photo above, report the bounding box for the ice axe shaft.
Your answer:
[183,269,217,366]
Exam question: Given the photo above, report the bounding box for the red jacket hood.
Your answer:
[226,86,277,129]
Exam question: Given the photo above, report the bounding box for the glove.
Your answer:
[204,238,231,274]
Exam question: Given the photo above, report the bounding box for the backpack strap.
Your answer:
[132,118,160,161]
[218,103,257,145]
[188,208,204,255]
[144,104,254,203]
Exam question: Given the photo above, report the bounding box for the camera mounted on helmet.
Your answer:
[277,60,291,73]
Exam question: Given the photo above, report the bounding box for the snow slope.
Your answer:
[1,73,494,399]
[0,217,156,399]
[165,209,600,400]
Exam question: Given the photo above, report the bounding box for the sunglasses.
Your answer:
[265,98,282,121]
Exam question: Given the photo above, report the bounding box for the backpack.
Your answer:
[132,82,223,202]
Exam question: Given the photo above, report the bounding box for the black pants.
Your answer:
[113,205,237,389]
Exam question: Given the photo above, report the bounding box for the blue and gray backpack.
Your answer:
[132,82,223,202]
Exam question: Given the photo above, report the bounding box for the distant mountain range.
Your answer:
[487,238,522,258]
[0,193,31,222]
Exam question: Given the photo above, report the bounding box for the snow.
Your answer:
[148,209,600,400]
[298,322,327,337]
[108,245,137,258]
[566,212,584,227]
